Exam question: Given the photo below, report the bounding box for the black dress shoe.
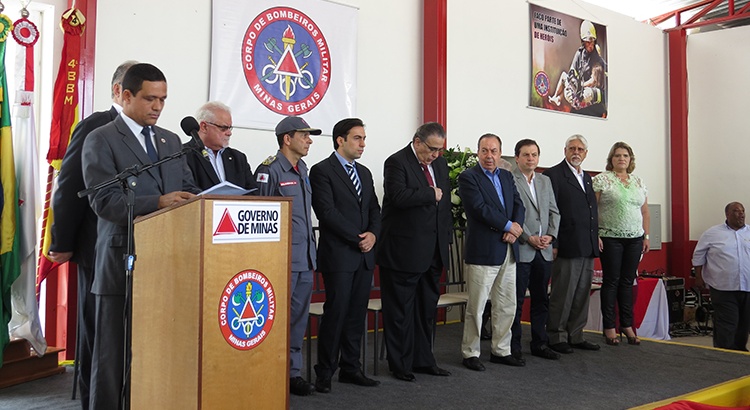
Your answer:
[570,340,601,351]
[531,347,561,360]
[549,342,574,354]
[392,371,416,382]
[290,377,315,396]
[489,354,525,367]
[339,370,381,387]
[462,357,486,371]
[314,376,331,393]
[511,351,526,365]
[413,366,451,376]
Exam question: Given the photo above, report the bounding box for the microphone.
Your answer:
[180,116,208,158]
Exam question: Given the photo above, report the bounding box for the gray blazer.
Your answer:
[82,115,199,295]
[512,169,560,263]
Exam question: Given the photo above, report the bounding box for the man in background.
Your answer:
[183,101,256,192]
[256,116,320,396]
[377,122,453,382]
[543,134,600,354]
[49,60,137,409]
[82,63,199,408]
[692,202,750,351]
[511,139,561,362]
[310,118,381,393]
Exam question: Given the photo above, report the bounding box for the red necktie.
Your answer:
[421,163,434,187]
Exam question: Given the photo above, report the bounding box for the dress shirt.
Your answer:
[120,112,157,155]
[482,167,512,232]
[523,172,543,237]
[566,160,586,191]
[692,223,750,291]
[206,147,227,182]
[334,150,360,182]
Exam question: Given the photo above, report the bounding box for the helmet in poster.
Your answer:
[580,20,596,42]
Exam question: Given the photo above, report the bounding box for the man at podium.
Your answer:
[183,101,257,192]
[256,116,321,396]
[81,63,200,408]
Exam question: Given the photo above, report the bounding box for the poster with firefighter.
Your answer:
[529,5,608,118]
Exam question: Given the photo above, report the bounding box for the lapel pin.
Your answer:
[160,138,166,144]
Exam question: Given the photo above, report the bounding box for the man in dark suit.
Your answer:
[459,134,525,371]
[48,60,136,409]
[543,134,600,354]
[511,139,561,361]
[377,122,453,382]
[309,118,381,393]
[183,101,257,192]
[81,63,200,409]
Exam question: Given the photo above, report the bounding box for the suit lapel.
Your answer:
[514,171,539,212]
[475,166,504,212]
[116,118,163,188]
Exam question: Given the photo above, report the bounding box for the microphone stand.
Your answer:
[78,147,192,410]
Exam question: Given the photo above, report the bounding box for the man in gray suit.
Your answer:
[511,139,561,361]
[82,63,199,408]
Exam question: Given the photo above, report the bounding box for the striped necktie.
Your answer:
[345,162,361,199]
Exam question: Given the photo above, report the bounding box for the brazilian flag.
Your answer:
[0,14,21,367]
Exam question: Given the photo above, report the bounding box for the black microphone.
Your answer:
[180,116,208,158]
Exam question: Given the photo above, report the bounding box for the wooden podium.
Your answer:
[131,195,291,409]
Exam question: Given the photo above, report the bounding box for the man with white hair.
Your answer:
[543,134,600,354]
[183,101,257,191]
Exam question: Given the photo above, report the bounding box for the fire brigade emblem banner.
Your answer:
[529,4,608,118]
[211,0,357,133]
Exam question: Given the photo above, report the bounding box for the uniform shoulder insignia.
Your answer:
[261,155,277,166]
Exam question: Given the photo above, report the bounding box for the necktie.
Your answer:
[346,163,361,199]
[142,126,158,162]
[421,163,434,187]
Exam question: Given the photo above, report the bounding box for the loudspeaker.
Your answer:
[662,277,685,324]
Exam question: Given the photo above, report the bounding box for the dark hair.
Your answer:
[605,141,636,173]
[514,139,540,157]
[332,118,365,149]
[477,133,502,151]
[413,122,445,143]
[725,201,744,215]
[121,63,166,96]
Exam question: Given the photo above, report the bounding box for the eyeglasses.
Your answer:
[206,122,233,132]
[422,141,445,154]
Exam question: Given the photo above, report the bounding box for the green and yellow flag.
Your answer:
[0,14,21,366]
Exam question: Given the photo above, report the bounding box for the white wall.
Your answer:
[687,24,750,238]
[448,0,670,239]
[94,0,423,206]
[93,0,672,237]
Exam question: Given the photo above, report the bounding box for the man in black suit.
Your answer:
[183,101,257,192]
[377,122,453,382]
[48,60,136,409]
[543,134,600,354]
[458,134,525,371]
[82,63,200,409]
[309,118,381,393]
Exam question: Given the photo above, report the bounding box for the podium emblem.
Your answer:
[218,269,276,350]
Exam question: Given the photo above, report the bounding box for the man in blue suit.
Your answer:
[459,134,525,371]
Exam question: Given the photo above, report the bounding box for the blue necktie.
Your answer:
[142,126,158,162]
[345,163,361,199]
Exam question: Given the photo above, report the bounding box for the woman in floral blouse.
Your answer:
[593,142,650,346]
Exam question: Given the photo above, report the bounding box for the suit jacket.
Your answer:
[50,106,118,268]
[543,159,599,259]
[377,144,452,272]
[82,115,199,295]
[182,138,257,192]
[512,169,560,263]
[458,165,525,266]
[310,153,381,272]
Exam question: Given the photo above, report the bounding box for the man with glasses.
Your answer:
[378,122,453,382]
[543,134,600,354]
[183,101,257,192]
